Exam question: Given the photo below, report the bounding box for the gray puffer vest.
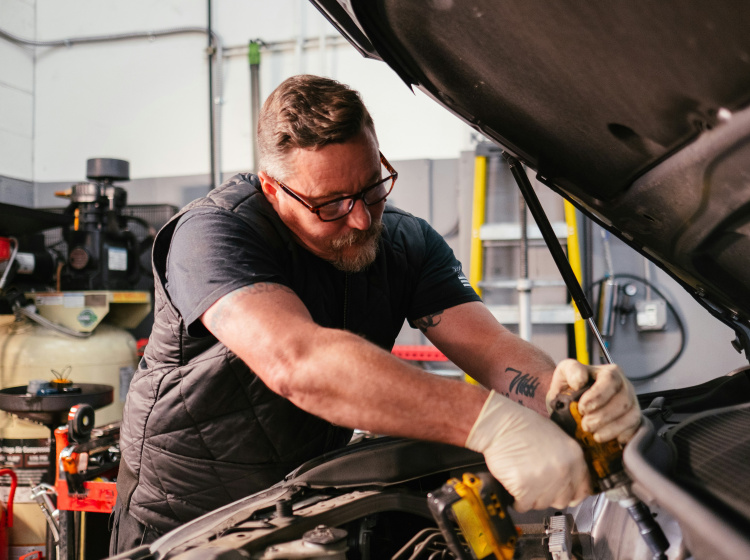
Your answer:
[117,173,456,533]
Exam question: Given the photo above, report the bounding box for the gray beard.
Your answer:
[329,221,383,273]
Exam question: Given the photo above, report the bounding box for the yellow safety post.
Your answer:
[464,155,489,385]
[564,200,590,365]
[470,156,487,298]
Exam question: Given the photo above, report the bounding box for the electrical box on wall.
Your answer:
[636,299,667,331]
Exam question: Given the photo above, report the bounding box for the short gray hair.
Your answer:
[257,75,377,180]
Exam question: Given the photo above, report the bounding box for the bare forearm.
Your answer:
[266,327,488,447]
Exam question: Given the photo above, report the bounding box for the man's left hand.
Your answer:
[546,359,641,444]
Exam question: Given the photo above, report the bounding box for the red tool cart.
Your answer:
[0,384,116,560]
[54,405,119,560]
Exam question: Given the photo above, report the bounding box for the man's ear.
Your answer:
[257,171,279,202]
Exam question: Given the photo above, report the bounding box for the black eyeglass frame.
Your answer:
[273,152,398,222]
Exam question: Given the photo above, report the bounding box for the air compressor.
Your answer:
[0,158,152,558]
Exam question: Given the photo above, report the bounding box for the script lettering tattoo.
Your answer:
[506,367,541,398]
[414,310,444,334]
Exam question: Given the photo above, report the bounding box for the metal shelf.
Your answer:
[487,304,576,325]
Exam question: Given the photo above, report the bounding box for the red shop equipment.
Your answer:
[54,410,119,515]
[0,237,11,262]
[0,468,18,560]
[391,345,449,361]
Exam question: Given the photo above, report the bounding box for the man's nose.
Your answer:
[345,198,372,230]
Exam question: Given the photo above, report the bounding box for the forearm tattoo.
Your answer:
[414,310,444,334]
[505,367,541,400]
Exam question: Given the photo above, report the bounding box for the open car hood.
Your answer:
[310,0,750,355]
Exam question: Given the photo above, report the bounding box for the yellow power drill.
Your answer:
[550,382,670,560]
[428,472,519,560]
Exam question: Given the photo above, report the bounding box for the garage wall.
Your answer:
[0,0,35,185]
[1,0,474,186]
[588,227,748,394]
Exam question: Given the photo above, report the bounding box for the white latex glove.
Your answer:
[546,359,642,444]
[466,390,591,513]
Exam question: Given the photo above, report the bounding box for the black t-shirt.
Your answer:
[165,198,480,348]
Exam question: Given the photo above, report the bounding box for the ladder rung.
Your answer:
[480,221,569,242]
[486,304,576,325]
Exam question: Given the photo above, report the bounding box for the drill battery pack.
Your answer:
[428,472,519,560]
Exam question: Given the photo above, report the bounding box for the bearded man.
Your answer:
[111,74,641,554]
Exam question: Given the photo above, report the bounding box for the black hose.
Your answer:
[626,501,670,559]
[588,273,686,381]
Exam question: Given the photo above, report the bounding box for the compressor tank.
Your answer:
[0,157,158,558]
[0,312,138,559]
[0,314,137,432]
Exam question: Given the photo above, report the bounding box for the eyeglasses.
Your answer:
[273,152,398,222]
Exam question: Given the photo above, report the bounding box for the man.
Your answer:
[110,74,641,553]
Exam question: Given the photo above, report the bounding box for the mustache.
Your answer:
[330,221,383,249]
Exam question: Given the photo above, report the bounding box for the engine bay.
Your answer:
[106,367,750,560]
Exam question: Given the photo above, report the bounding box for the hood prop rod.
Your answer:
[503,153,613,364]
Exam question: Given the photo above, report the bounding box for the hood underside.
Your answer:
[312,0,750,344]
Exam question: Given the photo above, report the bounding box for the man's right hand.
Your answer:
[465,391,592,512]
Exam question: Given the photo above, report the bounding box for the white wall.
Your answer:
[13,0,474,183]
[0,0,35,181]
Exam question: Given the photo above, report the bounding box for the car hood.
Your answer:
[310,0,750,356]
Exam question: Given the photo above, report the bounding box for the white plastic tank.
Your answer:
[0,313,138,558]
[0,314,137,431]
